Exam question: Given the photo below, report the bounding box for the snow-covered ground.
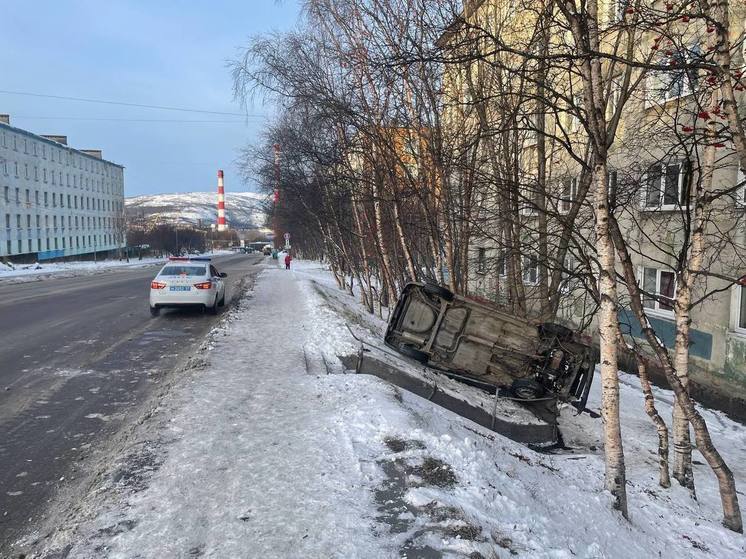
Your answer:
[0,257,165,283]
[26,261,746,558]
[0,250,237,284]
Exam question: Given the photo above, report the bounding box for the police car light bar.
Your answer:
[167,256,212,261]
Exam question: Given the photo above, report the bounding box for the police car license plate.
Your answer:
[170,286,191,291]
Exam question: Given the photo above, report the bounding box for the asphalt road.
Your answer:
[0,252,265,551]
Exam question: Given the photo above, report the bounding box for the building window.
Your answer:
[523,254,539,285]
[560,177,578,213]
[476,247,486,274]
[44,192,48,207]
[15,187,19,203]
[647,47,700,104]
[35,190,39,205]
[642,266,676,316]
[736,167,746,206]
[643,161,690,210]
[569,94,583,132]
[3,186,8,203]
[732,280,746,335]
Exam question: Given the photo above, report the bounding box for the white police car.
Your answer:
[149,257,227,316]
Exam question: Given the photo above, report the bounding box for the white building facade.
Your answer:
[0,115,125,261]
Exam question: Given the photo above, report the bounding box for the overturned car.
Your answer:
[384,282,594,409]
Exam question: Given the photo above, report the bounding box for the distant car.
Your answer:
[384,282,594,408]
[149,257,227,316]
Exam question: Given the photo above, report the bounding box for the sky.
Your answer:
[0,0,301,197]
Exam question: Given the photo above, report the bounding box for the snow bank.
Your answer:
[0,257,166,283]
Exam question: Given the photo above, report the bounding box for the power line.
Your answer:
[13,116,252,123]
[0,89,261,117]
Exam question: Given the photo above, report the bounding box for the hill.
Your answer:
[126,191,269,230]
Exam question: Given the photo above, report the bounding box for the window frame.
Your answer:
[731,279,746,336]
[560,176,578,213]
[476,247,487,275]
[640,266,677,318]
[641,160,689,211]
[736,167,746,207]
[522,253,539,286]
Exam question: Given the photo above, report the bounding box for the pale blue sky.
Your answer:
[0,0,300,196]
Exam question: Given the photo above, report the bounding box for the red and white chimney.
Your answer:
[217,169,227,232]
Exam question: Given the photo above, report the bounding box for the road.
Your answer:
[0,253,265,551]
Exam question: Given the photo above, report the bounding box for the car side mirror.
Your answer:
[220,272,228,278]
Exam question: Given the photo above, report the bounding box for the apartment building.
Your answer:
[0,114,125,261]
[441,1,746,403]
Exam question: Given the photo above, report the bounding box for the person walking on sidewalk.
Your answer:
[284,252,292,270]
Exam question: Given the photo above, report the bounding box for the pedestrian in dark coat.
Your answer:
[284,253,292,270]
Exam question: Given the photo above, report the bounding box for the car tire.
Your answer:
[398,344,429,364]
[218,293,225,307]
[510,378,545,400]
[149,305,159,317]
[422,283,454,302]
[207,296,219,315]
[539,322,574,341]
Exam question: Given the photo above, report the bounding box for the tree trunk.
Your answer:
[593,163,628,518]
[637,356,671,488]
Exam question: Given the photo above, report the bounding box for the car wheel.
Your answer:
[218,293,225,307]
[539,322,574,341]
[398,344,429,364]
[510,378,545,400]
[149,305,159,317]
[422,283,454,302]
[207,296,219,315]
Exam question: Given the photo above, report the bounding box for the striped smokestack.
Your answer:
[217,169,227,232]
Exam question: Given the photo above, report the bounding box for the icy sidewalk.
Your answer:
[51,267,395,558]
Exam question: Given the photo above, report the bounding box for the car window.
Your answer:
[159,266,206,276]
[210,265,219,277]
